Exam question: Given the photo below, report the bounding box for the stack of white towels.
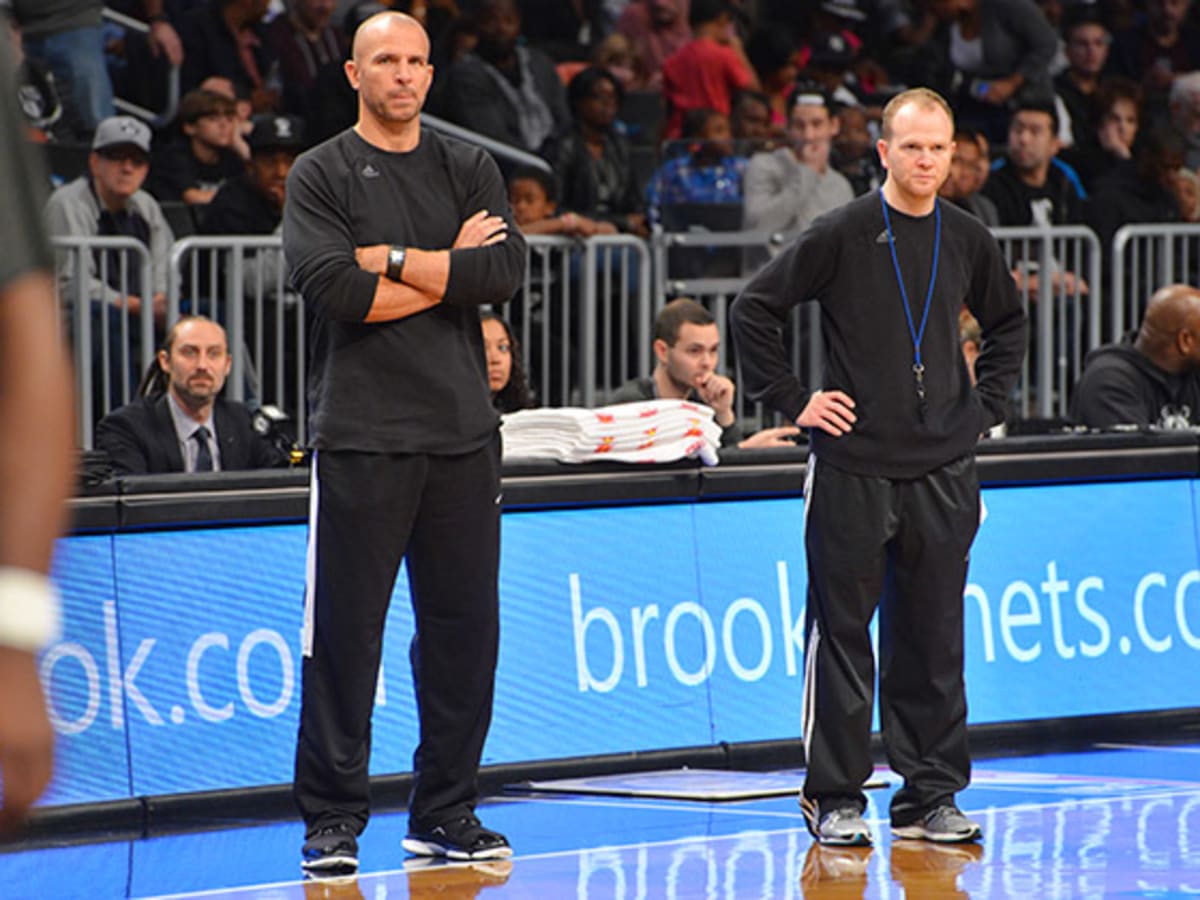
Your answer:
[500,400,723,466]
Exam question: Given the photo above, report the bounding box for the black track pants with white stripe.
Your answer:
[800,453,979,825]
[293,438,502,835]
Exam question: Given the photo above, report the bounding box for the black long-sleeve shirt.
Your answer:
[284,127,526,454]
[731,192,1027,479]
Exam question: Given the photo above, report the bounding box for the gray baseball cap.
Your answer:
[92,116,153,154]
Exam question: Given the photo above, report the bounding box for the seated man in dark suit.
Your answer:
[95,315,289,475]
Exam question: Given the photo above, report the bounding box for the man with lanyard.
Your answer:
[730,87,1026,846]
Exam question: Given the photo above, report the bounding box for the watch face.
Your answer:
[388,246,406,280]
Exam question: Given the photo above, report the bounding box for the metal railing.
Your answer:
[991,225,1103,419]
[510,234,653,408]
[1110,223,1200,341]
[59,221,1188,451]
[168,235,306,439]
[650,226,811,431]
[52,236,155,447]
[422,113,554,177]
[650,223,1108,425]
[103,7,181,128]
[508,235,576,407]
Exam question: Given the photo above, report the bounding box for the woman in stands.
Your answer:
[482,313,534,413]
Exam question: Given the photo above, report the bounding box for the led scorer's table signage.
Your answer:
[39,478,1200,806]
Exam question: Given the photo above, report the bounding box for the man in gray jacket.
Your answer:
[742,82,854,271]
[44,114,174,412]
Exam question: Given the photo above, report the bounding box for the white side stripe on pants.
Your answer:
[800,453,817,760]
[302,451,320,658]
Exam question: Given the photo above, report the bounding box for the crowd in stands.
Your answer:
[9,0,1200,469]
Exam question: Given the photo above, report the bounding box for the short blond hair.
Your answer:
[880,87,955,141]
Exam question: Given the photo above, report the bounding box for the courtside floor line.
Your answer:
[137,775,1200,899]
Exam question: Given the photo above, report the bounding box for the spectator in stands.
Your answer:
[553,66,647,235]
[745,26,799,132]
[1034,0,1069,76]
[146,89,245,207]
[960,307,1008,435]
[982,99,1086,226]
[984,100,1089,299]
[517,0,616,64]
[2,7,66,143]
[557,31,641,92]
[1084,126,1184,249]
[914,0,1059,143]
[44,115,174,411]
[1167,71,1200,169]
[939,127,1001,224]
[199,75,254,160]
[96,315,289,474]
[615,0,692,91]
[8,0,169,137]
[430,0,569,158]
[267,0,348,118]
[1054,7,1112,151]
[106,3,186,114]
[201,112,304,236]
[307,1,387,146]
[743,82,854,266]
[1060,77,1142,192]
[645,107,746,225]
[1108,0,1200,119]
[868,0,941,87]
[392,0,458,41]
[799,28,868,112]
[959,307,984,385]
[179,0,281,114]
[730,88,775,152]
[481,312,533,412]
[507,163,613,236]
[1069,283,1200,429]
[832,103,884,196]
[44,116,172,313]
[429,7,478,69]
[661,0,759,140]
[610,297,801,448]
[1172,165,1200,221]
[199,113,306,413]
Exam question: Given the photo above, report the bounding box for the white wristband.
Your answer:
[0,567,62,652]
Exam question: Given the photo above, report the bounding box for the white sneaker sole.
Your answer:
[892,823,982,843]
[301,853,359,873]
[402,837,514,860]
[815,830,873,846]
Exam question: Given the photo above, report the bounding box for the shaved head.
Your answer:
[1144,283,1200,332]
[345,9,433,148]
[351,11,429,64]
[1137,283,1200,372]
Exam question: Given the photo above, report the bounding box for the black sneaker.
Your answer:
[402,815,513,860]
[301,822,359,876]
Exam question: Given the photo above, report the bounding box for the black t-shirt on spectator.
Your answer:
[146,140,246,204]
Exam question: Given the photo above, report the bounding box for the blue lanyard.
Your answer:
[879,189,941,411]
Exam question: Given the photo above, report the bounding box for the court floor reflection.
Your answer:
[0,742,1196,898]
